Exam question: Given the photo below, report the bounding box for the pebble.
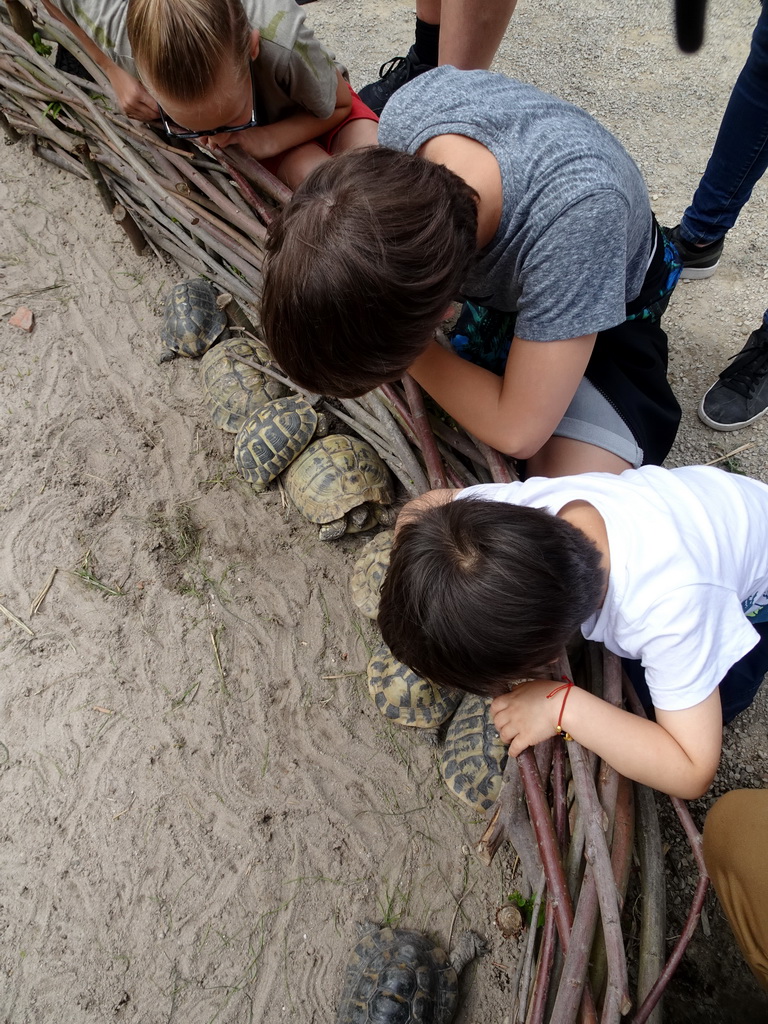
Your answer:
[9,306,34,332]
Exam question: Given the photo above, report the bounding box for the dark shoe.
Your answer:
[666,224,724,280]
[698,324,768,430]
[358,46,435,115]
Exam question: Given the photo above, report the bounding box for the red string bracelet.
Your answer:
[545,675,574,741]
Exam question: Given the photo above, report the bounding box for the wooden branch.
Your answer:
[164,147,268,241]
[32,139,86,176]
[211,146,275,229]
[4,0,34,40]
[550,864,601,1024]
[221,146,293,206]
[359,390,430,495]
[634,784,666,1024]
[468,432,516,482]
[516,870,546,1023]
[112,203,146,255]
[518,748,599,1024]
[402,374,448,489]
[631,876,709,1024]
[528,902,558,1024]
[477,753,542,894]
[517,750,575,949]
[0,105,21,143]
[434,439,479,487]
[622,673,710,1024]
[75,141,115,213]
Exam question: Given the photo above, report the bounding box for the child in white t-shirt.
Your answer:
[378,465,768,800]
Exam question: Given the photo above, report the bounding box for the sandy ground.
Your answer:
[2,0,768,1021]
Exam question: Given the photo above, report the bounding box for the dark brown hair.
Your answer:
[378,496,606,696]
[127,0,251,102]
[261,146,479,397]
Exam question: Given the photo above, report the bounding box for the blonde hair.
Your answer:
[127,0,251,102]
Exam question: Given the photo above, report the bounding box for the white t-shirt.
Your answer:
[457,466,768,711]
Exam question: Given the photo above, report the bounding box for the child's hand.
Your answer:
[491,680,560,756]
[106,66,159,121]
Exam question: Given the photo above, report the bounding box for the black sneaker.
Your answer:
[698,325,768,430]
[666,224,724,280]
[358,46,435,115]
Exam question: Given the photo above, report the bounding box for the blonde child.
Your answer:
[43,0,378,187]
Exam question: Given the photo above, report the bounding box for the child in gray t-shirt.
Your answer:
[263,67,682,475]
[42,0,378,187]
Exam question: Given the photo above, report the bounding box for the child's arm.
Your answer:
[491,681,722,800]
[409,331,596,459]
[40,0,159,120]
[230,71,352,163]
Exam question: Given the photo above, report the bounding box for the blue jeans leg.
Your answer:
[681,1,768,245]
[622,620,768,726]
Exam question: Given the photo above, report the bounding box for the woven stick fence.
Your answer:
[0,4,709,1020]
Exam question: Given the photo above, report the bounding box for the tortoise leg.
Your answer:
[449,930,487,974]
[347,504,371,530]
[413,726,440,747]
[318,517,347,541]
[374,505,397,527]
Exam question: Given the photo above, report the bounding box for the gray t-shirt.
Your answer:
[378,67,654,342]
[58,0,341,123]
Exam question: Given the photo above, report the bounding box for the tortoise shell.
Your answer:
[283,435,393,539]
[367,643,462,741]
[336,924,482,1024]
[160,278,226,361]
[349,530,394,619]
[233,396,317,488]
[201,336,288,432]
[440,693,508,811]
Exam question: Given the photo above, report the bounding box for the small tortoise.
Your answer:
[234,395,317,491]
[350,530,394,619]
[201,336,288,432]
[440,693,508,811]
[367,643,462,745]
[159,278,227,362]
[336,924,484,1024]
[283,434,395,541]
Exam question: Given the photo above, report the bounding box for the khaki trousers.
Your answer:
[703,789,768,991]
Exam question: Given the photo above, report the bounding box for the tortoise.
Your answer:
[440,693,509,812]
[159,278,227,362]
[283,434,395,541]
[233,395,318,491]
[200,335,288,432]
[349,530,394,619]
[367,642,462,745]
[336,923,484,1024]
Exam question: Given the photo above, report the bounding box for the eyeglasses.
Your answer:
[159,62,259,140]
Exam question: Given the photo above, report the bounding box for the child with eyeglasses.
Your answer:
[42,0,379,187]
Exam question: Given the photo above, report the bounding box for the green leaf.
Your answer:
[32,31,53,57]
[508,889,545,928]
